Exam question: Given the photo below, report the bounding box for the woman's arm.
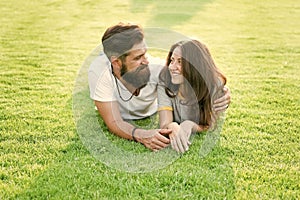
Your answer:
[194,124,209,133]
[159,110,173,129]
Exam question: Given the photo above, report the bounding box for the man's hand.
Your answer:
[213,86,231,112]
[136,129,171,151]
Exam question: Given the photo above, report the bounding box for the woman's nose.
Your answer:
[169,62,177,71]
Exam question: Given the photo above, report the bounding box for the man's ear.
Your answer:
[110,56,122,68]
[110,56,122,77]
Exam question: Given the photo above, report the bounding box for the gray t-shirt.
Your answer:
[157,79,223,124]
[157,83,200,124]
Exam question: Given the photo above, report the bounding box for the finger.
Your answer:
[186,131,192,146]
[213,99,230,110]
[175,134,185,153]
[152,144,164,151]
[214,103,229,112]
[223,86,229,92]
[159,129,172,135]
[186,130,192,140]
[223,86,231,103]
[213,94,227,105]
[156,133,170,143]
[154,138,170,148]
[170,136,177,152]
[214,87,230,105]
[148,140,162,151]
[182,141,189,152]
[171,135,182,153]
[179,133,189,152]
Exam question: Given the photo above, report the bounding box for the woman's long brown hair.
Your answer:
[159,40,226,128]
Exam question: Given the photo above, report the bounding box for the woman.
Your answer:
[158,39,227,153]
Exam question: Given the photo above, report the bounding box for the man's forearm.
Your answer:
[103,117,137,141]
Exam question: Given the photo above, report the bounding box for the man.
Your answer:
[88,22,230,151]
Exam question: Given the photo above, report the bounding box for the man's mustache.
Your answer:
[134,64,148,73]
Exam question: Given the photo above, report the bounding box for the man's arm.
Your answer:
[213,86,231,112]
[95,100,170,151]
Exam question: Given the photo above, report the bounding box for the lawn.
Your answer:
[1,0,299,199]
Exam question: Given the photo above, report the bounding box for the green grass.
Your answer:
[1,0,299,199]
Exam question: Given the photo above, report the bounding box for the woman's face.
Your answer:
[169,46,184,84]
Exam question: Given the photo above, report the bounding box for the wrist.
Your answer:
[131,127,139,142]
[132,128,148,143]
[181,120,196,131]
[167,122,179,129]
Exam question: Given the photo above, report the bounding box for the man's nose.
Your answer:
[141,56,149,65]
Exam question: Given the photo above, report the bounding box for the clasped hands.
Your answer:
[135,121,196,153]
[166,121,199,153]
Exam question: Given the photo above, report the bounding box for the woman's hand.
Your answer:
[168,121,194,153]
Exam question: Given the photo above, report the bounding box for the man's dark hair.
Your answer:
[102,22,144,59]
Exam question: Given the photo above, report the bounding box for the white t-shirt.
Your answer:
[88,52,164,120]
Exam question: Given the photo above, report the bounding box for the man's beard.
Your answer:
[121,63,150,89]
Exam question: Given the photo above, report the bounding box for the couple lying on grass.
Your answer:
[88,22,230,153]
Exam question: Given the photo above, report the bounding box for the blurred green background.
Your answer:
[1,0,299,199]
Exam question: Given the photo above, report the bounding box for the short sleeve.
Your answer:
[88,55,117,102]
[157,83,173,111]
